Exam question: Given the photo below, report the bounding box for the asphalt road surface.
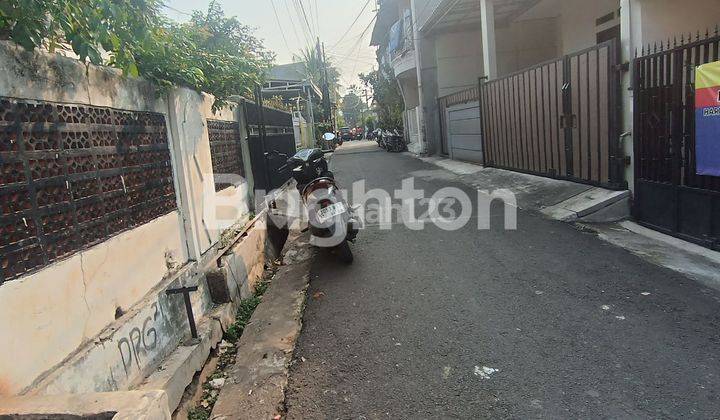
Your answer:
[284,141,720,419]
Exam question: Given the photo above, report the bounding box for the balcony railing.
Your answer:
[387,10,414,61]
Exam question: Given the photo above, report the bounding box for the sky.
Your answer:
[163,0,379,92]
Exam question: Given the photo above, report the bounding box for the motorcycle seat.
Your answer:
[290,148,324,163]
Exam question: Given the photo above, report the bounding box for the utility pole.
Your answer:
[306,85,316,144]
[359,89,367,139]
[363,88,371,138]
[319,39,332,126]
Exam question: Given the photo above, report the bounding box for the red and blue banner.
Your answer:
[695,61,720,176]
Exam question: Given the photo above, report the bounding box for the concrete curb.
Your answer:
[587,221,720,291]
[210,230,314,420]
[409,153,630,223]
[136,302,235,412]
[0,391,171,419]
[540,188,631,222]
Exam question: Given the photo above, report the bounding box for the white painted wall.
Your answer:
[0,41,253,396]
[637,0,720,46]
[0,213,184,396]
[496,17,561,76]
[399,75,420,109]
[556,0,619,54]
[416,0,444,30]
[435,29,484,97]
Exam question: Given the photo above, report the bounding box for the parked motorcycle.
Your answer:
[273,138,358,263]
[376,129,386,149]
[321,132,341,150]
[379,129,406,152]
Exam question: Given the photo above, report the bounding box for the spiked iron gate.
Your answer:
[633,30,720,250]
[479,40,624,188]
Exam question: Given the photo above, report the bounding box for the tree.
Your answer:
[364,115,376,131]
[360,63,404,130]
[296,44,341,123]
[297,45,340,92]
[0,0,274,109]
[141,2,274,108]
[263,96,293,112]
[341,91,367,128]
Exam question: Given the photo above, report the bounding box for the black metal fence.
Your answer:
[244,100,296,191]
[245,101,293,129]
[0,98,177,283]
[633,29,720,249]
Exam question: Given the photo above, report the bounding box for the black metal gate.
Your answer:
[633,31,720,250]
[245,99,296,191]
[480,40,624,189]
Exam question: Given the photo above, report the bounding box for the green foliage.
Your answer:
[364,115,376,131]
[360,63,404,130]
[316,122,333,135]
[297,45,340,95]
[0,0,159,73]
[187,407,210,420]
[341,91,366,128]
[263,95,293,112]
[223,279,269,342]
[0,0,273,109]
[336,113,346,128]
[296,45,340,122]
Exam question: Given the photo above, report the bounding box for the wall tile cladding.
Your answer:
[207,119,244,192]
[0,97,177,283]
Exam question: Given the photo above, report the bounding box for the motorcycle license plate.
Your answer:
[316,202,346,223]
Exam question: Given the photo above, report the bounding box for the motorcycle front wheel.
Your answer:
[335,240,354,264]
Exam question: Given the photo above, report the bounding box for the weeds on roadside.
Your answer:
[184,274,274,419]
[225,285,266,341]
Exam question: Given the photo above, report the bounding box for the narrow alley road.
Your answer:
[284,141,720,419]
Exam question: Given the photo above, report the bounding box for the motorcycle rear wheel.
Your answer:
[335,240,354,264]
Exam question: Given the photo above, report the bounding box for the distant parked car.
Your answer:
[340,127,353,141]
[353,127,365,140]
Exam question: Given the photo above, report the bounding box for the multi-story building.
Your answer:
[372,0,720,249]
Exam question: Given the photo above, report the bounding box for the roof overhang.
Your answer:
[370,0,400,47]
[263,80,322,99]
[420,0,542,35]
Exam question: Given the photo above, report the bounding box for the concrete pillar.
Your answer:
[167,88,218,258]
[411,0,427,154]
[480,0,498,79]
[620,0,643,191]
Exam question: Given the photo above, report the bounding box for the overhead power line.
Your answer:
[345,13,378,79]
[295,0,316,42]
[270,0,292,55]
[283,0,304,49]
[289,0,313,47]
[333,0,373,48]
[314,0,321,36]
[162,4,191,17]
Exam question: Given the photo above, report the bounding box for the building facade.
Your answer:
[371,0,720,249]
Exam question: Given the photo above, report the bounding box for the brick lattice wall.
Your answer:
[0,97,177,283]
